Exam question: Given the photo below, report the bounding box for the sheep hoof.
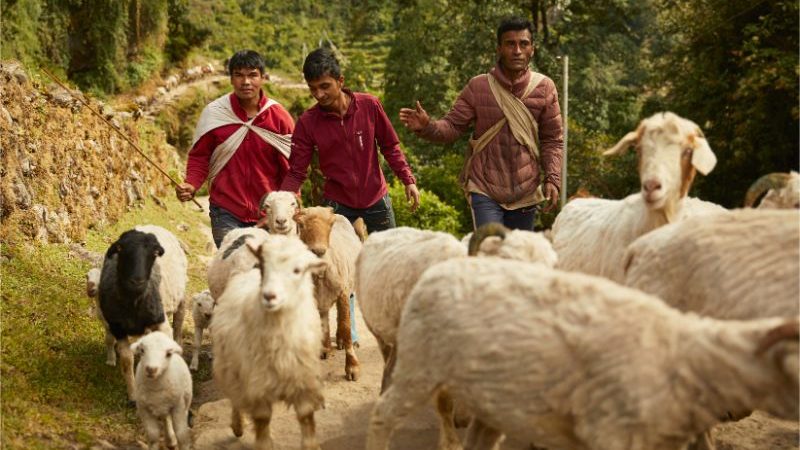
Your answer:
[319,350,332,360]
[345,367,360,382]
[353,341,360,349]
[127,399,137,409]
[232,425,243,438]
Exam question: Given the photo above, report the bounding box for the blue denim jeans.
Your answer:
[322,193,397,234]
[209,204,256,248]
[470,193,537,231]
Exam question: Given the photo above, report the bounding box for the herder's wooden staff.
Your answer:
[40,67,204,212]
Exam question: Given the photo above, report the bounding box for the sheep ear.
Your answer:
[259,192,270,212]
[246,241,262,257]
[167,344,183,356]
[603,130,640,156]
[690,135,717,175]
[106,242,122,259]
[130,340,142,355]
[155,244,165,257]
[305,259,328,275]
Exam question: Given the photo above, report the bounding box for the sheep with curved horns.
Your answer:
[99,224,187,404]
[551,111,725,283]
[212,234,327,450]
[744,171,800,209]
[366,258,799,450]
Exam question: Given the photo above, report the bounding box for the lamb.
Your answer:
[86,267,117,366]
[256,190,300,235]
[207,227,269,300]
[99,224,187,404]
[623,208,800,320]
[189,290,214,371]
[295,206,362,381]
[356,223,557,391]
[212,234,326,450]
[131,331,193,450]
[366,258,799,450]
[551,111,726,283]
[744,171,800,209]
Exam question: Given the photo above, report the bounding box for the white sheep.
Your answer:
[356,223,557,391]
[744,171,800,209]
[212,234,326,450]
[131,331,193,450]
[189,290,214,371]
[257,190,300,235]
[99,224,187,404]
[366,258,799,450]
[86,267,117,366]
[207,227,269,300]
[551,111,725,283]
[295,206,362,381]
[623,208,800,320]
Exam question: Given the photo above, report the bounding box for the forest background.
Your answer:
[4,0,798,234]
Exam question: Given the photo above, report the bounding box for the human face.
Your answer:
[497,29,534,75]
[230,67,264,102]
[306,74,344,110]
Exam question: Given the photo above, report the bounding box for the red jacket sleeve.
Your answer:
[280,115,312,193]
[374,100,416,185]
[185,132,216,190]
[271,104,295,187]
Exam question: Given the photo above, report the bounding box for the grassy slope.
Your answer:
[1,196,212,448]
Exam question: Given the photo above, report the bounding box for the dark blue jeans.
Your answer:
[470,193,537,231]
[209,204,256,248]
[321,193,397,234]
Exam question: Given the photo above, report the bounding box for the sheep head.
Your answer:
[604,112,717,221]
[192,290,215,322]
[744,171,800,209]
[246,235,327,312]
[258,190,301,234]
[294,206,337,257]
[106,230,164,296]
[131,331,182,379]
[86,267,101,298]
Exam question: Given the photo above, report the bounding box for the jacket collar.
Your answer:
[315,88,357,119]
[490,63,531,95]
[229,90,267,121]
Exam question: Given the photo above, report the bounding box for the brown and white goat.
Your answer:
[294,206,362,381]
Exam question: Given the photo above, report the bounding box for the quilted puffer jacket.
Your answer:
[417,63,563,206]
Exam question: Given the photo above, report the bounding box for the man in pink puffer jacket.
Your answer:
[400,16,563,231]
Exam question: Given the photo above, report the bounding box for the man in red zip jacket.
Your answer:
[175,50,294,247]
[280,48,420,233]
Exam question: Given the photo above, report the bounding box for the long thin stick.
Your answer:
[40,67,204,212]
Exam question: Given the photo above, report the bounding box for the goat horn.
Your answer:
[743,173,792,207]
[755,320,799,356]
[468,223,509,256]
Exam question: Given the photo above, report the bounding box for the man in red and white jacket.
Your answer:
[176,50,294,247]
[280,48,420,233]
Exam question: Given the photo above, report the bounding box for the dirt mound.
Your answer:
[0,60,183,244]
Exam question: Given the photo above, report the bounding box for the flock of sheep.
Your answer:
[85,111,799,450]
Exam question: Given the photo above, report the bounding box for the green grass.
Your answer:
[1,195,212,448]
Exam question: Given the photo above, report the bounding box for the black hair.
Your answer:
[302,48,342,81]
[227,50,266,75]
[496,16,533,45]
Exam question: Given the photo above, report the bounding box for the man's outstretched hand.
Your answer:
[399,101,430,132]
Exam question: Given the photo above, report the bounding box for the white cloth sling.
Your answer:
[191,94,292,187]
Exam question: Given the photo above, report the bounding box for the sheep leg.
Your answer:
[336,292,360,381]
[171,404,193,450]
[116,338,136,405]
[335,292,351,350]
[319,309,332,359]
[379,343,396,394]
[253,404,274,450]
[463,418,503,450]
[230,406,244,437]
[104,327,117,366]
[435,391,463,450]
[138,408,162,450]
[163,415,178,449]
[366,380,434,450]
[172,299,186,344]
[190,326,203,371]
[295,401,321,450]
